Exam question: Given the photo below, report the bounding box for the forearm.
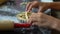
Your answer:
[49,2,60,10]
[51,19,60,31]
[38,2,60,12]
[42,13,60,31]
[38,3,50,12]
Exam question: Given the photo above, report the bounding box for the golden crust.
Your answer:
[16,12,32,21]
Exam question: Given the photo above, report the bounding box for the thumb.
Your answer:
[27,19,32,24]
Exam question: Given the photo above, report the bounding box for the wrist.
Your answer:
[49,21,57,29]
[42,13,60,30]
[49,19,60,31]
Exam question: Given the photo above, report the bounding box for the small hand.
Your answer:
[26,1,50,12]
[27,13,52,28]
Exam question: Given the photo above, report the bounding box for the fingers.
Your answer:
[27,4,34,12]
[38,6,45,13]
[27,13,44,26]
[26,3,34,12]
[27,13,41,23]
[26,2,32,11]
[26,1,40,12]
[38,5,49,13]
[27,13,36,24]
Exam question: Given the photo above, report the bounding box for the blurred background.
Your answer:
[0,0,60,34]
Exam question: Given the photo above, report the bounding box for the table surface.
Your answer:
[0,4,21,23]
